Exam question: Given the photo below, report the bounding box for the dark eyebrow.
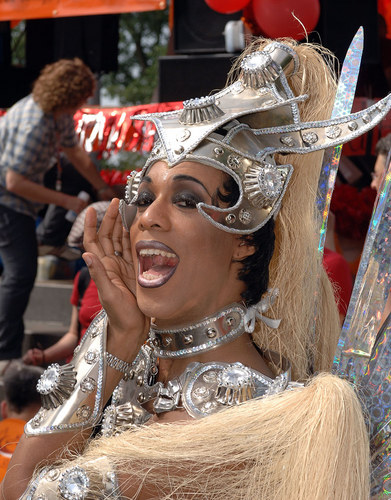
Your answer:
[141,173,212,197]
[172,174,211,197]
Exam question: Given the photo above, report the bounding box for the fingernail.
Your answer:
[83,255,92,267]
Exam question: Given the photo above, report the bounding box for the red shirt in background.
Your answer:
[70,270,101,340]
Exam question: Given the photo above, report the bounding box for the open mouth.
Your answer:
[136,241,179,288]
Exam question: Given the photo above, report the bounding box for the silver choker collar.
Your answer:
[149,303,247,358]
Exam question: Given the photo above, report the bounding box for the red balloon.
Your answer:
[205,0,251,15]
[252,0,320,40]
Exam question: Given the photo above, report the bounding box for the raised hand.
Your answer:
[83,198,149,358]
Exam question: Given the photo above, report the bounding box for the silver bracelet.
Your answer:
[105,352,133,380]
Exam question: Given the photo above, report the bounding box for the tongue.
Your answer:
[143,265,173,278]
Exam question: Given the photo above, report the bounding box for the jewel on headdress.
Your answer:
[225,213,236,224]
[325,126,342,139]
[243,164,284,208]
[227,154,242,170]
[239,209,252,225]
[241,51,278,88]
[240,42,299,90]
[177,129,191,142]
[280,135,295,147]
[179,96,224,125]
[302,131,319,145]
[119,170,142,231]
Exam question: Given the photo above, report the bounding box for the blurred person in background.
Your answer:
[0,58,115,367]
[0,362,43,482]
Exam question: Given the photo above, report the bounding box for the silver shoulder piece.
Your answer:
[25,310,108,436]
[180,355,291,418]
[20,457,120,500]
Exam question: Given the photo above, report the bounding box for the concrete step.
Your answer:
[23,278,73,353]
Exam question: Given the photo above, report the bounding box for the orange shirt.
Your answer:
[0,418,25,482]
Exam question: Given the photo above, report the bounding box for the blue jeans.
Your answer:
[0,205,37,359]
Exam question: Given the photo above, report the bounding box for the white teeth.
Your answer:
[139,248,176,258]
[142,272,163,280]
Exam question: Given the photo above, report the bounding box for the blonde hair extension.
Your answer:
[231,38,341,379]
[61,374,369,499]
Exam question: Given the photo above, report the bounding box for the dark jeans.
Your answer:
[0,205,37,359]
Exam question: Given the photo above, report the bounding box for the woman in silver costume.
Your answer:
[2,37,391,499]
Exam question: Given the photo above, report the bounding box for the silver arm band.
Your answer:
[25,310,108,436]
[106,352,133,380]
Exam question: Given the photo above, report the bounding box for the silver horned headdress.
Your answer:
[120,41,391,234]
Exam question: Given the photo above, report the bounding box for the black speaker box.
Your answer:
[158,53,236,102]
[314,0,379,65]
[26,15,119,74]
[173,0,242,54]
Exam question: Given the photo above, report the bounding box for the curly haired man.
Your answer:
[0,58,114,366]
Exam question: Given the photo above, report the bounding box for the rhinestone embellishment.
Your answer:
[30,408,46,428]
[257,166,282,198]
[183,334,194,345]
[280,135,295,147]
[84,350,98,364]
[225,213,236,224]
[203,370,218,383]
[243,164,283,208]
[302,131,318,145]
[227,155,242,170]
[174,145,184,155]
[180,95,224,125]
[239,209,252,225]
[230,81,244,94]
[362,113,371,124]
[214,147,224,157]
[240,51,280,88]
[177,129,191,142]
[206,327,217,338]
[58,466,90,500]
[348,121,358,131]
[216,364,254,405]
[76,405,92,421]
[36,364,77,410]
[193,386,210,401]
[47,469,60,481]
[80,377,96,393]
[325,126,342,139]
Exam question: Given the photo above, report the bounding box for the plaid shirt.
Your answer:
[0,95,78,218]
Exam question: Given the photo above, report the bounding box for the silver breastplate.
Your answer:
[101,344,291,437]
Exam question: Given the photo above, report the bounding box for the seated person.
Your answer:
[23,266,100,366]
[0,363,43,481]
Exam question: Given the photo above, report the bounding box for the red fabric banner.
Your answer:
[74,101,182,158]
